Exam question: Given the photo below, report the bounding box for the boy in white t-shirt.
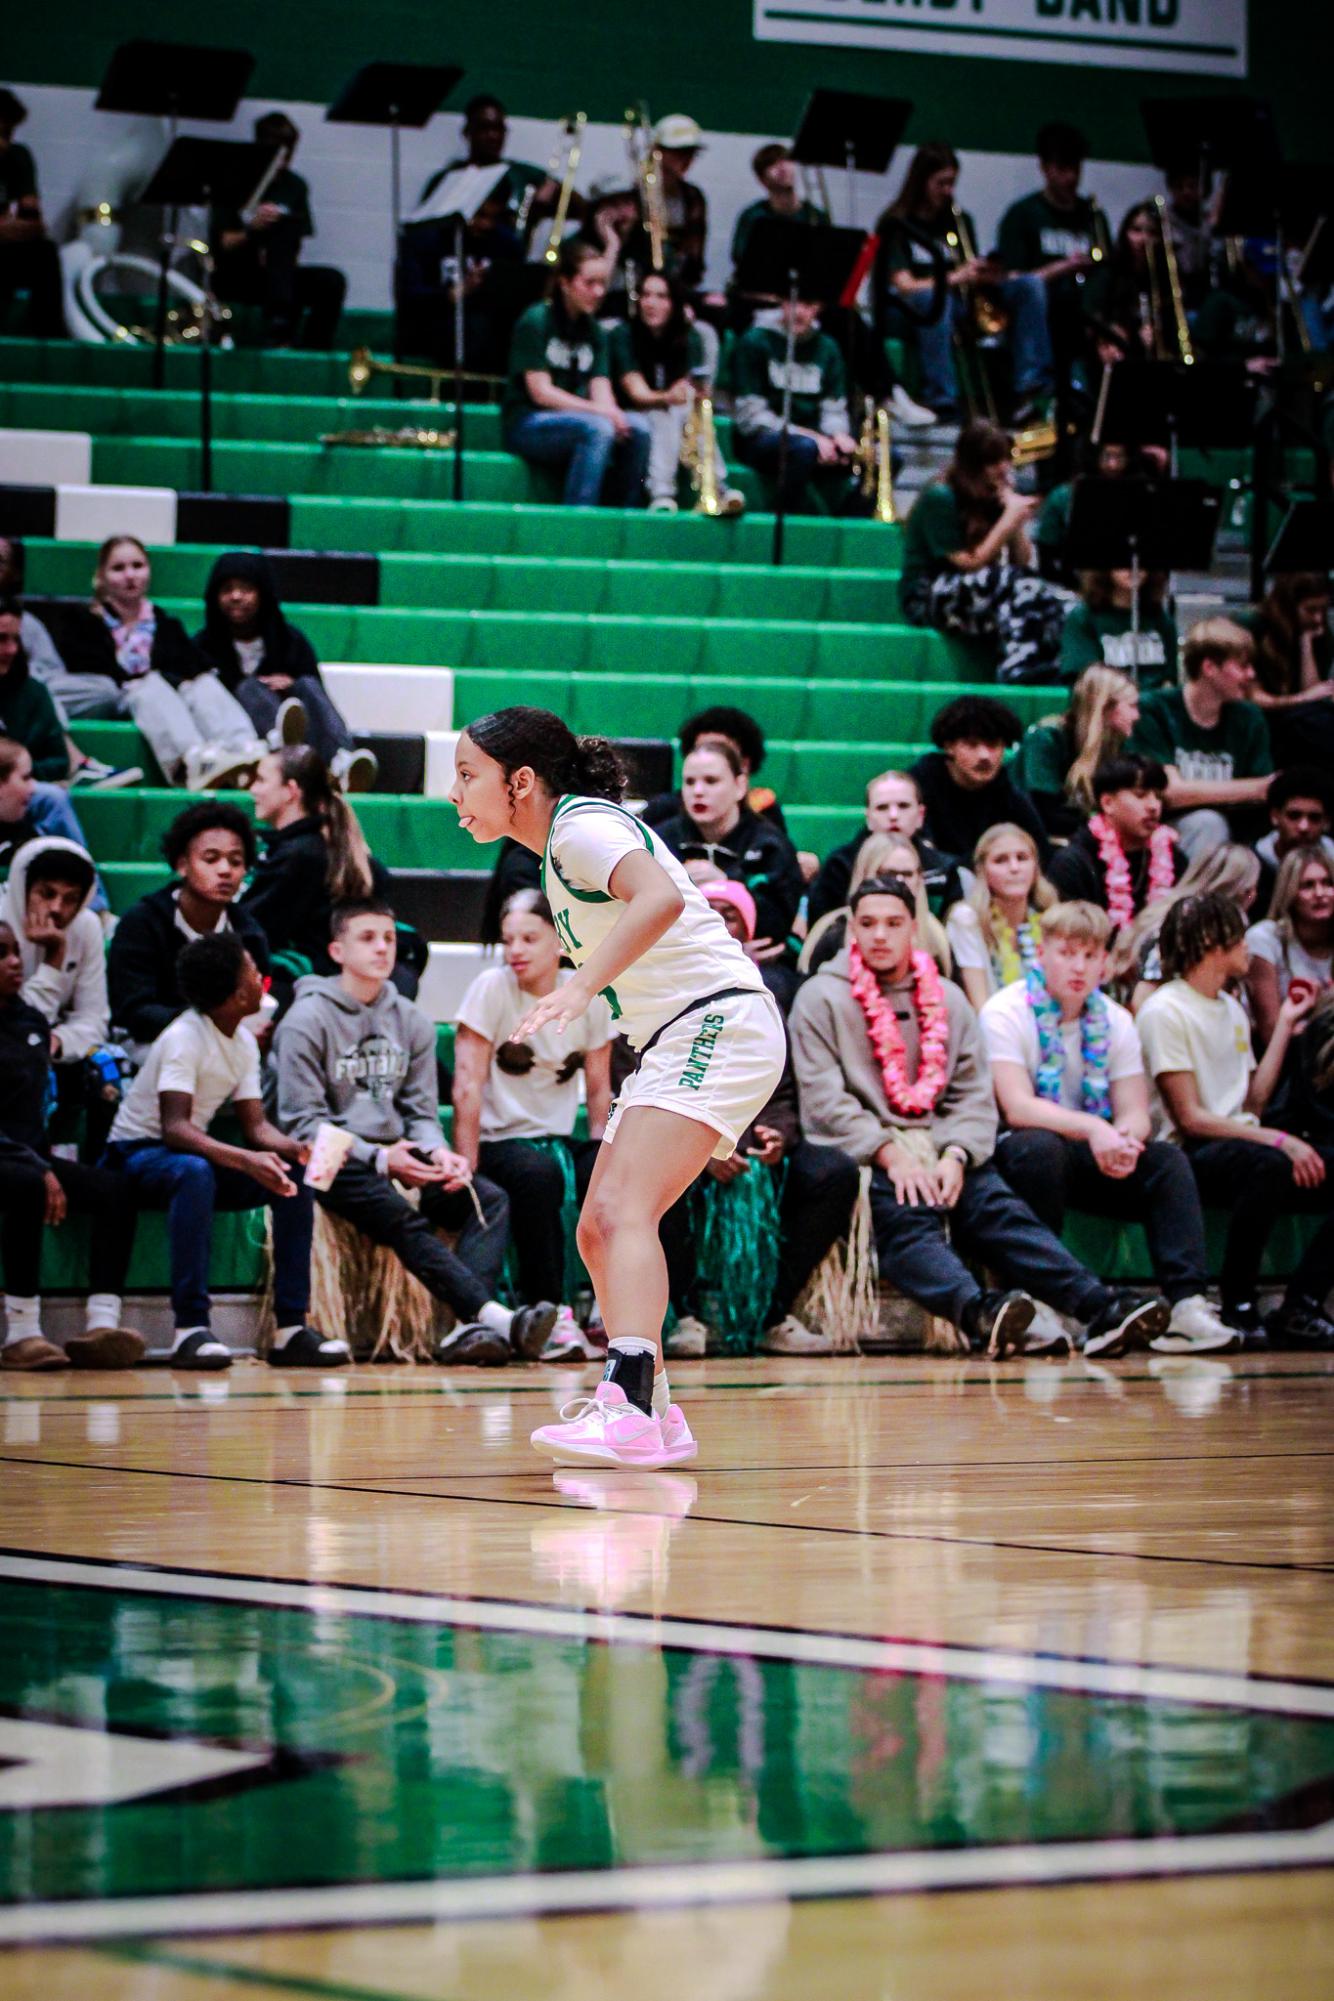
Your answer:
[984,901,1238,1353]
[106,929,345,1371]
[1138,890,1334,1347]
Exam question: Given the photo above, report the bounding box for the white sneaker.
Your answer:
[664,1313,710,1359]
[647,496,679,514]
[758,1314,833,1356]
[1150,1295,1241,1355]
[1022,1301,1075,1357]
[184,743,261,792]
[889,383,938,428]
[331,746,379,793]
[718,487,746,518]
[274,697,307,748]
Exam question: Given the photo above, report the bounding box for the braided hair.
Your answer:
[1158,891,1247,981]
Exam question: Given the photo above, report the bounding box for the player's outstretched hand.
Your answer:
[514,973,597,1041]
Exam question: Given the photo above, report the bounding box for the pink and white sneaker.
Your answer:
[530,1381,668,1468]
[659,1404,698,1465]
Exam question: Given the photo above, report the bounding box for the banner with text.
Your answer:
[754,0,1247,77]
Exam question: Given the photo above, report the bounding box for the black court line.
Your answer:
[5,1456,1333,1579]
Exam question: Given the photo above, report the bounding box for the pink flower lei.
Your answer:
[847,941,951,1116]
[1089,814,1176,933]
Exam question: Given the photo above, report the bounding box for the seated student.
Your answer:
[212,114,345,349]
[808,769,964,929]
[0,538,140,791]
[985,900,1239,1353]
[641,705,793,840]
[652,737,805,965]
[1250,573,1334,766]
[801,835,952,978]
[789,873,1167,1358]
[275,899,545,1366]
[1245,846,1334,1047]
[106,931,342,1371]
[1254,767,1334,913]
[1048,756,1184,930]
[729,291,858,513]
[996,122,1100,381]
[649,113,711,294]
[910,694,1048,863]
[1060,569,1178,690]
[609,271,744,516]
[416,94,548,244]
[0,88,64,337]
[1128,619,1273,859]
[0,838,113,1148]
[44,537,264,791]
[0,737,100,887]
[0,918,142,1372]
[1120,842,1260,1015]
[452,888,612,1351]
[194,553,375,789]
[946,823,1056,1010]
[1032,438,1169,589]
[0,595,68,780]
[1080,201,1173,367]
[1019,666,1141,842]
[730,143,829,272]
[899,422,1069,683]
[107,802,271,1060]
[503,241,652,508]
[1139,892,1334,1347]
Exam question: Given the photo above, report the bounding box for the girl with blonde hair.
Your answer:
[799,833,952,975]
[1017,664,1140,839]
[1120,841,1261,1011]
[946,823,1056,1010]
[1245,844,1334,1045]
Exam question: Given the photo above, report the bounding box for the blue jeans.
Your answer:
[885,273,1052,410]
[30,783,108,913]
[506,407,652,507]
[107,1142,313,1331]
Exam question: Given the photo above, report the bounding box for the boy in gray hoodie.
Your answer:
[274,898,556,1363]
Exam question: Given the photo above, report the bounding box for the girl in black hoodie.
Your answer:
[195,551,375,789]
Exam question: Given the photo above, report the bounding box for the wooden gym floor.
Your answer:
[1,1351,1332,1998]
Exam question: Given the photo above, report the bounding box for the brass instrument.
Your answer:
[625,105,666,273]
[1011,416,1058,465]
[681,392,722,515]
[1153,195,1194,365]
[1086,193,1111,267]
[348,347,502,402]
[240,148,287,230]
[321,426,457,450]
[523,112,587,266]
[947,202,1008,339]
[853,398,897,524]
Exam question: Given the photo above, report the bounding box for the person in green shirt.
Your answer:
[608,272,744,515]
[729,294,857,511]
[1129,618,1274,859]
[730,144,829,271]
[1060,570,1179,689]
[503,240,651,508]
[996,121,1100,404]
[0,601,70,784]
[0,87,64,337]
[213,113,346,349]
[899,420,1070,682]
[1019,663,1142,840]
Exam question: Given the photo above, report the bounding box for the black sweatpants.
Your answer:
[1185,1135,1334,1310]
[316,1158,509,1321]
[0,1154,137,1298]
[477,1137,600,1305]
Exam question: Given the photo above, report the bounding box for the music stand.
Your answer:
[791,89,911,230]
[407,166,508,504]
[1264,501,1334,579]
[141,139,279,491]
[94,41,255,388]
[326,64,464,246]
[735,220,868,565]
[1066,476,1221,654]
[1141,95,1280,191]
[1093,359,1256,459]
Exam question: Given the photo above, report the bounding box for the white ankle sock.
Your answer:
[85,1294,122,1334]
[3,1296,41,1344]
[652,1372,671,1419]
[478,1301,513,1335]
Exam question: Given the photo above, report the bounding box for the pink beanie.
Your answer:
[700,878,757,941]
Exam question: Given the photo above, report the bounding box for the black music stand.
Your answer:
[411,167,508,504]
[141,139,279,491]
[1264,501,1334,579]
[94,41,255,388]
[735,220,867,565]
[1066,477,1221,657]
[326,64,464,247]
[1141,95,1280,189]
[791,89,911,230]
[1093,359,1255,458]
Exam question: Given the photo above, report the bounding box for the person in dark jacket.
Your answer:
[0,597,68,781]
[1047,755,1184,922]
[653,738,804,947]
[642,703,794,842]
[194,551,375,788]
[0,917,144,1372]
[910,695,1048,864]
[808,769,963,928]
[107,802,271,1058]
[41,537,264,790]
[242,748,417,1001]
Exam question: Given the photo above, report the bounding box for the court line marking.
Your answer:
[5,1551,1334,1719]
[5,1823,1334,1947]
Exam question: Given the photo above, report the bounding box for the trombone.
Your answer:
[1152,195,1194,365]
[348,347,502,402]
[625,104,666,274]
[519,112,587,266]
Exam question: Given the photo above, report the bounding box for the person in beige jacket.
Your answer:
[788,872,1169,1358]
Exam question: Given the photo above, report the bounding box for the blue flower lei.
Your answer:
[1024,962,1112,1120]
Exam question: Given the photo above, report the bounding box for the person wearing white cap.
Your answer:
[650,114,710,290]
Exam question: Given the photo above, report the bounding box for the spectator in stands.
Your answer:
[789,872,1167,1358]
[900,422,1069,682]
[275,899,543,1367]
[985,899,1238,1353]
[1032,438,1169,587]
[730,143,828,272]
[801,834,952,978]
[51,538,265,791]
[653,737,804,965]
[0,918,142,1372]
[107,802,270,1060]
[1245,846,1334,1047]
[947,823,1056,1010]
[213,114,345,349]
[609,272,743,515]
[808,769,964,929]
[503,240,651,507]
[0,88,64,337]
[1250,573,1334,766]
[1048,756,1184,927]
[643,705,788,835]
[1254,768,1334,912]
[1119,843,1260,1015]
[418,95,548,241]
[0,596,67,780]
[452,888,611,1353]
[195,553,374,790]
[106,930,342,1370]
[1060,569,1178,689]
[1080,201,1169,365]
[650,114,710,292]
[1018,665,1140,841]
[0,737,100,885]
[996,123,1100,387]
[910,694,1047,861]
[1139,891,1334,1347]
[0,538,140,790]
[1129,618,1272,859]
[0,839,110,1137]
[729,291,858,512]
